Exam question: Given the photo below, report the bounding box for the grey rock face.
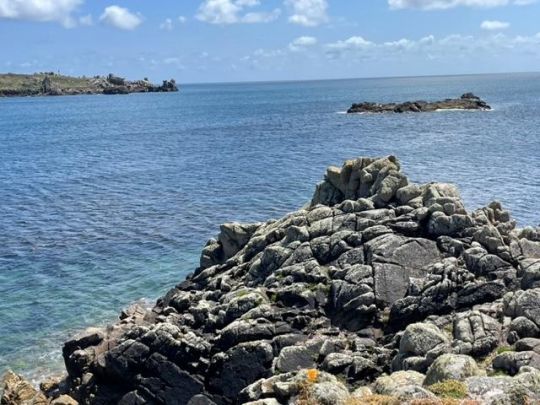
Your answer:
[393,323,450,372]
[493,351,540,376]
[373,370,425,395]
[366,234,441,305]
[452,311,501,356]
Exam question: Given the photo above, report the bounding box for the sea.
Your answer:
[0,73,539,382]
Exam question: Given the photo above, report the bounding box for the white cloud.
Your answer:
[323,32,540,60]
[388,0,534,9]
[383,38,416,50]
[285,0,328,26]
[0,0,82,27]
[100,5,142,30]
[481,20,510,30]
[160,18,173,31]
[242,8,281,23]
[327,36,374,51]
[197,0,280,24]
[178,15,187,23]
[289,36,318,51]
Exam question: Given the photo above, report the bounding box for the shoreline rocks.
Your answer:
[2,155,540,404]
[347,93,491,113]
[0,73,178,98]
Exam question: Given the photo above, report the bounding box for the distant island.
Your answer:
[0,73,178,97]
[347,92,491,113]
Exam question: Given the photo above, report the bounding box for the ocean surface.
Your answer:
[0,73,539,381]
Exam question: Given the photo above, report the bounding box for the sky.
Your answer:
[1,0,540,83]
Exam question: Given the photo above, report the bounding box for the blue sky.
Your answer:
[1,0,540,83]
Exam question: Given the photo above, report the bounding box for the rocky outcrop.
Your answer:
[347,93,491,113]
[0,73,178,98]
[2,155,540,404]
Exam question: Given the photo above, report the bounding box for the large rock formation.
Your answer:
[347,93,491,113]
[2,156,540,405]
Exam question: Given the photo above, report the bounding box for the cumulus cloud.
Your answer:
[100,5,142,30]
[481,20,510,30]
[178,15,187,23]
[285,0,328,26]
[327,36,374,51]
[196,0,280,24]
[289,36,317,51]
[0,0,82,27]
[388,0,532,9]
[324,32,540,60]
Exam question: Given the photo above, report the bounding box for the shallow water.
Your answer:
[0,73,539,380]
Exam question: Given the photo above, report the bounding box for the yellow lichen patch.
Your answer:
[306,368,319,383]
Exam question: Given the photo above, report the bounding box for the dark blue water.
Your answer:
[1,73,539,381]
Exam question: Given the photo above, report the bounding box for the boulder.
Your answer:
[1,371,47,405]
[504,289,540,328]
[466,376,533,405]
[493,351,540,375]
[208,341,273,398]
[373,370,425,395]
[399,323,449,357]
[424,354,482,385]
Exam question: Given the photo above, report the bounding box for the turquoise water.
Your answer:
[0,73,539,380]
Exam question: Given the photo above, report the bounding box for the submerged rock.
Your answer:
[3,155,540,404]
[347,93,491,113]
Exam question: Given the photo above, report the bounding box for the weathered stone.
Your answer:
[504,289,540,328]
[466,376,533,405]
[399,323,449,357]
[424,354,482,385]
[208,341,274,398]
[274,344,319,373]
[373,370,425,395]
[1,371,48,405]
[452,311,501,356]
[493,351,540,375]
[366,234,441,304]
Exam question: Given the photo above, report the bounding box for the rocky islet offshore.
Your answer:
[347,93,491,114]
[2,156,540,404]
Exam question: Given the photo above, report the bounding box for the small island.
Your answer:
[0,73,178,97]
[347,92,491,113]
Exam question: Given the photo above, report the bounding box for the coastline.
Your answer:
[4,155,540,404]
[0,73,178,99]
